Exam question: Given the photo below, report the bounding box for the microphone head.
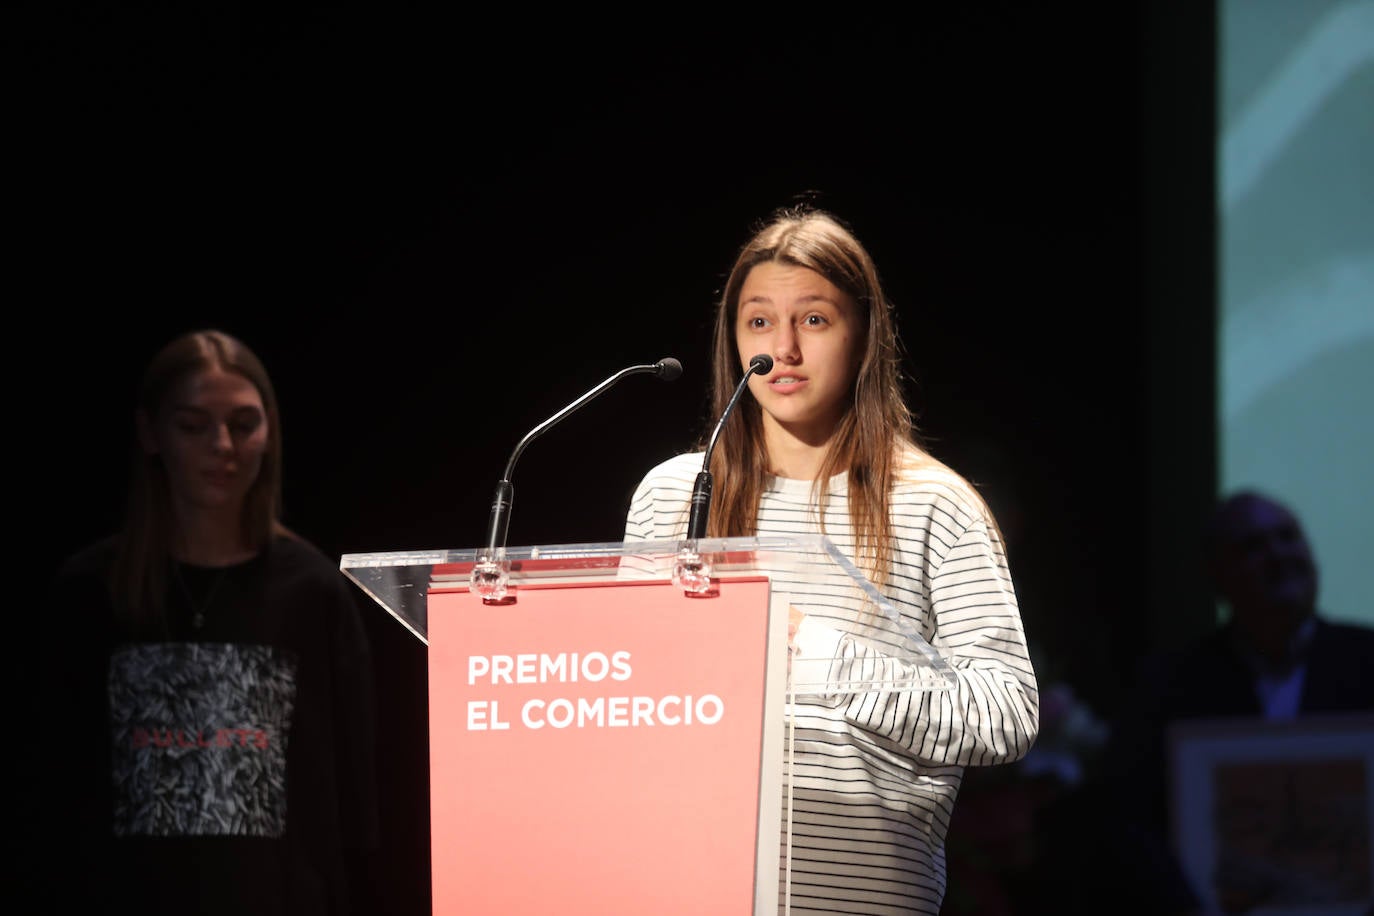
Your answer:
[655,357,683,381]
[749,353,774,375]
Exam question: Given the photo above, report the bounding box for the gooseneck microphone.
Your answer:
[482,357,682,560]
[685,353,773,541]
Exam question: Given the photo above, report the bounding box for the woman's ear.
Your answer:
[136,408,158,455]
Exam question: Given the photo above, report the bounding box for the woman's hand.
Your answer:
[788,605,805,652]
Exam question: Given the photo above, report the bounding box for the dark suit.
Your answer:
[1155,616,1374,720]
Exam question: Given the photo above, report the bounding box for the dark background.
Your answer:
[22,3,1216,911]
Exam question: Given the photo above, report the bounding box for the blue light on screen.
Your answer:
[1218,0,1374,627]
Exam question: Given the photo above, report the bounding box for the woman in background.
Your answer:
[51,329,378,915]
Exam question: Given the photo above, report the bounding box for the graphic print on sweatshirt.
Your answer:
[107,642,298,837]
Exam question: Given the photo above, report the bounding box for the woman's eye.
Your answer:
[174,420,208,435]
[804,314,828,326]
[746,316,768,329]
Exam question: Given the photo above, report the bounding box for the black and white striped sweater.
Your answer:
[624,448,1039,915]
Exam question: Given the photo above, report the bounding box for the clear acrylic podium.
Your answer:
[341,534,955,915]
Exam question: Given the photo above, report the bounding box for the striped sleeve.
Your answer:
[837,512,1039,767]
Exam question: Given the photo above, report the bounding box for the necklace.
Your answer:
[173,563,229,630]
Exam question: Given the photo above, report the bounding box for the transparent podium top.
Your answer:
[341,533,956,693]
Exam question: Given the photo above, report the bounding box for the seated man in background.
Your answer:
[1103,489,1374,915]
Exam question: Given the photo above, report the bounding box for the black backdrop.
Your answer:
[23,3,1215,911]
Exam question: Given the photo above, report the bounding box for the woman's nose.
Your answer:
[773,327,800,364]
[209,423,234,452]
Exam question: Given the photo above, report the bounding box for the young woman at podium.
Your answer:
[624,206,1040,915]
[50,329,379,915]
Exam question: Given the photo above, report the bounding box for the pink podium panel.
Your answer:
[426,576,787,915]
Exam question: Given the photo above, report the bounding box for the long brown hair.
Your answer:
[111,329,288,629]
[705,206,916,584]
